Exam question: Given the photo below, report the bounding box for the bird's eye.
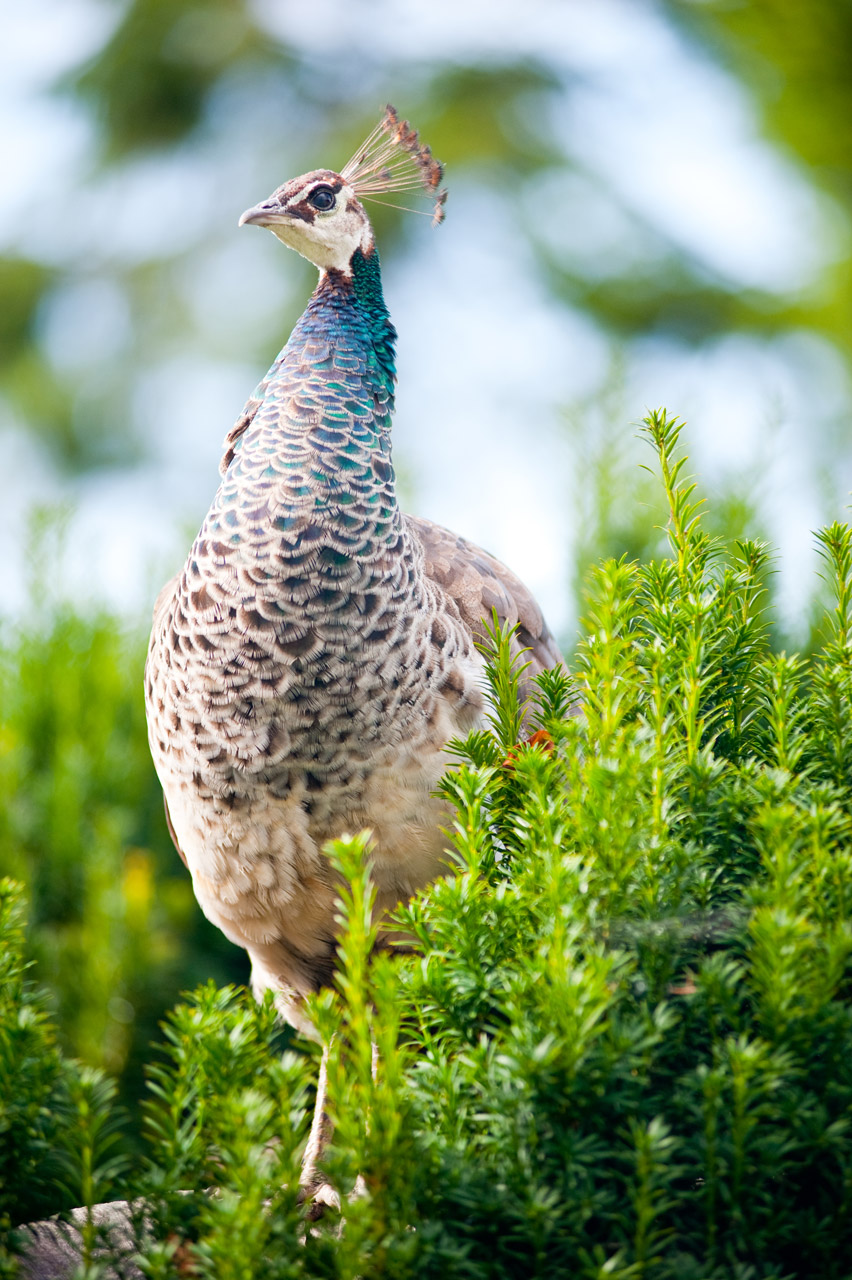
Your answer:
[308,186,336,211]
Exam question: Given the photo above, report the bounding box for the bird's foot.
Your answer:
[298,1180,340,1222]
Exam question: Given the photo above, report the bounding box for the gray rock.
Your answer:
[18,1201,144,1280]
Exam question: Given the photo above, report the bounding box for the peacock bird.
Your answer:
[144,106,563,1203]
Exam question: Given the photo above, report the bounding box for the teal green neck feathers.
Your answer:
[350,246,396,394]
[205,243,401,571]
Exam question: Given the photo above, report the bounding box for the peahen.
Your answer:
[144,106,563,1206]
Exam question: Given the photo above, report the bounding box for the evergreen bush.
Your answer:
[3,410,852,1277]
[0,592,249,1104]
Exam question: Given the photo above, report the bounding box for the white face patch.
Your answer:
[271,202,373,273]
[246,171,374,274]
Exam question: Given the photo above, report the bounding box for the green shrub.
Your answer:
[0,878,127,1276]
[3,409,852,1278]
[0,593,249,1111]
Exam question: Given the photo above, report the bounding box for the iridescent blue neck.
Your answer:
[347,245,396,395]
[210,241,401,544]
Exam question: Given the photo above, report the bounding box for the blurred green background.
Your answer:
[1,0,852,1112]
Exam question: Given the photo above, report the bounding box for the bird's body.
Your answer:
[145,113,561,1042]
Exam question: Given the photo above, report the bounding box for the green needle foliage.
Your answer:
[0,584,250,1113]
[4,410,852,1277]
[0,879,128,1273]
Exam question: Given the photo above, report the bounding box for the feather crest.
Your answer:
[341,105,447,226]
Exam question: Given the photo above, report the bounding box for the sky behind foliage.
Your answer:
[1,0,851,641]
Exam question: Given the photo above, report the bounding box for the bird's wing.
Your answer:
[150,571,179,634]
[147,574,190,871]
[163,796,189,870]
[220,347,292,475]
[220,390,264,475]
[404,513,564,681]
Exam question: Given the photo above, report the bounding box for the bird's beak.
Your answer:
[238,200,288,228]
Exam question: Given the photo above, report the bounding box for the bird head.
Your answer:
[239,106,446,275]
[239,170,374,272]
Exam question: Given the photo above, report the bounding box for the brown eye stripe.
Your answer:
[308,179,343,197]
[289,178,344,220]
[284,202,316,223]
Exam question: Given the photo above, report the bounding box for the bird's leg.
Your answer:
[300,1042,331,1193]
[299,1043,340,1219]
[298,1035,379,1218]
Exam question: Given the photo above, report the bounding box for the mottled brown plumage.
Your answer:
[146,501,560,1033]
[144,111,562,1198]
